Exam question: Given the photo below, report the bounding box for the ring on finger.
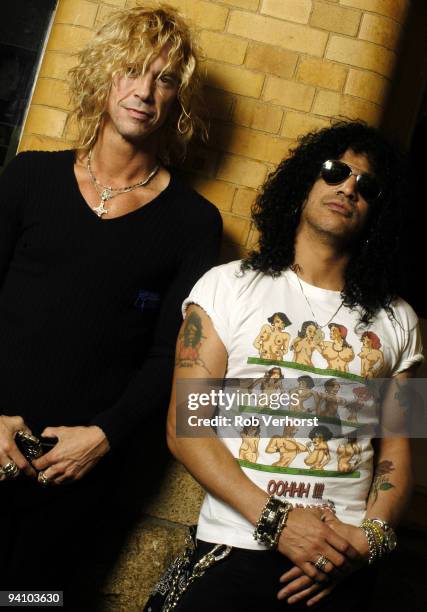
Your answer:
[2,461,20,479]
[38,471,50,486]
[314,554,330,571]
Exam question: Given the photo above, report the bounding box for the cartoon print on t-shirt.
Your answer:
[287,375,318,412]
[337,435,362,472]
[253,324,271,359]
[346,386,373,422]
[317,323,355,372]
[265,425,307,467]
[316,378,347,418]
[248,367,286,396]
[239,424,261,463]
[358,331,384,378]
[253,312,292,360]
[304,425,333,470]
[291,320,323,367]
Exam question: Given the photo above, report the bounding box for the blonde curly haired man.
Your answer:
[0,4,221,608]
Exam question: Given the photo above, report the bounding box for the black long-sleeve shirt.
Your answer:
[0,150,222,449]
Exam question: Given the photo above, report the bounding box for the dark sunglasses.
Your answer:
[320,159,382,202]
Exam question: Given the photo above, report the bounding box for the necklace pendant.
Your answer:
[93,199,108,218]
[101,187,113,201]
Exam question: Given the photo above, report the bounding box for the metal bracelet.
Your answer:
[364,521,385,557]
[253,496,293,549]
[271,502,293,549]
[359,523,380,564]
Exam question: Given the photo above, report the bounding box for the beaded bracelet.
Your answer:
[271,502,293,548]
[359,520,384,564]
[253,496,293,549]
[365,521,384,557]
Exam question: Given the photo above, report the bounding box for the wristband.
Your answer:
[359,522,380,565]
[253,496,293,549]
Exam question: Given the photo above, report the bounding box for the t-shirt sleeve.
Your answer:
[182,263,236,351]
[391,299,424,376]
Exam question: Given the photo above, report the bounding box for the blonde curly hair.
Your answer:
[68,3,205,162]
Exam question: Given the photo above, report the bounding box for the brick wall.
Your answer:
[20,0,410,257]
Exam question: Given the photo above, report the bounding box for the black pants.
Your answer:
[1,429,170,611]
[0,458,140,612]
[174,540,378,612]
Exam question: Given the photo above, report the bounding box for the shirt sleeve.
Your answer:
[181,263,237,351]
[0,153,29,286]
[391,299,424,376]
[90,206,223,449]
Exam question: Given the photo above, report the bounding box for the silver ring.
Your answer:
[2,461,19,479]
[38,471,50,486]
[314,554,330,571]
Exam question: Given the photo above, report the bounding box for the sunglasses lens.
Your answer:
[357,175,381,201]
[321,160,381,201]
[321,160,350,184]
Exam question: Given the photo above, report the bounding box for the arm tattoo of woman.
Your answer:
[175,311,210,373]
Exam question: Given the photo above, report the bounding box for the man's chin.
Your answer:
[313,221,355,238]
[322,226,366,250]
[121,129,155,146]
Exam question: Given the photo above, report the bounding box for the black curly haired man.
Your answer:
[164,122,423,612]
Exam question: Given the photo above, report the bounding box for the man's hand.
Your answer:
[32,425,110,485]
[0,415,37,480]
[277,507,360,584]
[277,511,369,606]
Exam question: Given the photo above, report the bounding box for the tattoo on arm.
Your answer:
[368,459,395,506]
[175,310,211,373]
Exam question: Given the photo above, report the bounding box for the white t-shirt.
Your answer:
[182,260,424,549]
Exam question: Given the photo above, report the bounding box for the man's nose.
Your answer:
[134,73,155,101]
[337,175,358,200]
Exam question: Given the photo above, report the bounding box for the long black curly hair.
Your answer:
[241,121,408,326]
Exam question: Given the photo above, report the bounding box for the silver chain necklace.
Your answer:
[293,269,344,329]
[87,149,160,218]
